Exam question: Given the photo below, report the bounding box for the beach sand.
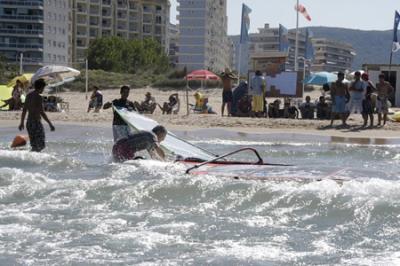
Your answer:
[1,87,399,139]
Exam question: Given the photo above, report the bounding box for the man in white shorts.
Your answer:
[348,71,366,121]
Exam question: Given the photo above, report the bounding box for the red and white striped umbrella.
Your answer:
[186,70,220,81]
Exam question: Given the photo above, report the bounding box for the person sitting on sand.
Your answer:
[231,81,248,116]
[299,96,315,119]
[192,92,216,114]
[103,85,136,142]
[316,96,330,120]
[0,80,23,110]
[268,99,281,118]
[18,79,55,152]
[134,92,157,114]
[112,125,167,162]
[87,86,103,113]
[158,93,180,114]
[283,98,299,119]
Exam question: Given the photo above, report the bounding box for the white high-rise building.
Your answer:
[70,0,170,64]
[177,0,230,73]
[0,0,69,71]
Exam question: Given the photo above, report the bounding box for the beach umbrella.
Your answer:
[31,65,80,86]
[185,69,220,115]
[0,85,13,110]
[186,69,220,81]
[305,72,337,85]
[7,73,33,87]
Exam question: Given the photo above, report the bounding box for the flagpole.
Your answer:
[238,43,242,80]
[294,0,299,72]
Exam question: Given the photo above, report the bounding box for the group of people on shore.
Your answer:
[329,71,393,128]
[218,69,395,128]
[87,87,180,115]
[13,68,396,155]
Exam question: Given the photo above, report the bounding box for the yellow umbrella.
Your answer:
[7,73,33,88]
[0,85,13,110]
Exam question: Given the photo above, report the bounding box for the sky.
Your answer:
[170,0,399,35]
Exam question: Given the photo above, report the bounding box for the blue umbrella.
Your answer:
[305,72,337,85]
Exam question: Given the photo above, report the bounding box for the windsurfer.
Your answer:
[112,125,167,162]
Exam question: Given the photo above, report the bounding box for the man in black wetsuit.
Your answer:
[103,85,135,142]
[112,125,167,162]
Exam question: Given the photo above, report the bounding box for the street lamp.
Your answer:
[298,56,311,97]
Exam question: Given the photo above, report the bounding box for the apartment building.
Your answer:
[70,0,170,63]
[311,38,355,72]
[248,24,307,71]
[168,22,178,67]
[177,0,231,73]
[0,0,69,71]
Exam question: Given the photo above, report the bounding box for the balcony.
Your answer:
[0,1,43,8]
[0,15,44,22]
[0,43,43,50]
[0,29,43,36]
[102,0,111,5]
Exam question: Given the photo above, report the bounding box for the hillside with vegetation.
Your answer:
[308,26,398,69]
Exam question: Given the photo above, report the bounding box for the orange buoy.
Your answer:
[11,135,28,148]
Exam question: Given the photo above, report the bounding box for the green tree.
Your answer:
[87,37,169,74]
[0,54,18,84]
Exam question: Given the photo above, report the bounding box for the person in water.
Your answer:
[112,125,167,162]
[103,85,136,142]
[18,79,55,152]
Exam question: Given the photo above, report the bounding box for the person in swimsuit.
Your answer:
[376,73,394,126]
[112,125,167,162]
[330,72,349,127]
[361,73,375,127]
[18,79,55,152]
[103,85,136,142]
[221,68,236,116]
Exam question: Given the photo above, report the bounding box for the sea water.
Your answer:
[0,125,400,265]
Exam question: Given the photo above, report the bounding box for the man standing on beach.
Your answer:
[348,71,367,122]
[221,68,235,116]
[103,85,135,142]
[330,72,349,127]
[361,73,375,127]
[249,70,266,117]
[376,73,394,126]
[18,79,55,152]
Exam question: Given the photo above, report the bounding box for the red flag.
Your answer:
[295,4,311,21]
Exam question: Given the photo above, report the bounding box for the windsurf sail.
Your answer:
[114,107,217,161]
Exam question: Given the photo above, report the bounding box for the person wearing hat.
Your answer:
[220,68,237,116]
